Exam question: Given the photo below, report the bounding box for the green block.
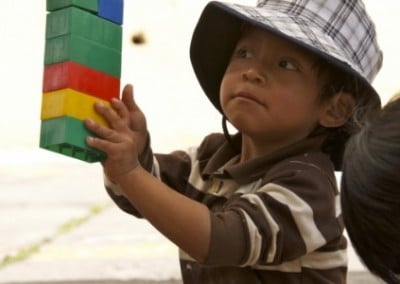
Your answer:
[47,0,98,12]
[44,34,121,78]
[46,7,122,51]
[40,116,106,163]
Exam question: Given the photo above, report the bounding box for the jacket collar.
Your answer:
[202,134,327,184]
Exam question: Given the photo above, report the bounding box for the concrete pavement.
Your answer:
[0,153,382,283]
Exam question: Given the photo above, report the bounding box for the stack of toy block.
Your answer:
[40,0,124,162]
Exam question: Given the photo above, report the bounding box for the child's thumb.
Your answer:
[121,84,139,111]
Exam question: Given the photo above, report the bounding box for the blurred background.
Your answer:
[0,0,399,282]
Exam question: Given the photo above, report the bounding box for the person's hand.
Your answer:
[85,84,147,182]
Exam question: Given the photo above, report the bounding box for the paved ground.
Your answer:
[0,156,383,283]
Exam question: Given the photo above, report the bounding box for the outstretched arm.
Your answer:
[85,84,211,262]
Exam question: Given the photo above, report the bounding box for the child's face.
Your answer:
[220,27,327,150]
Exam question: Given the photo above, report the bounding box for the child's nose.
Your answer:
[242,67,265,84]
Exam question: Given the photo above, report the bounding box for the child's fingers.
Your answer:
[94,101,128,130]
[121,84,141,112]
[121,84,134,110]
[86,135,109,153]
[85,120,115,153]
[110,98,130,121]
[85,119,116,141]
[94,101,118,121]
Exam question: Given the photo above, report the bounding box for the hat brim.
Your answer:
[190,1,380,114]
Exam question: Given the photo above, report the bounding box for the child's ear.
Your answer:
[319,92,355,128]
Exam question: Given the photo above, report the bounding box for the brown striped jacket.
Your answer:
[105,133,347,283]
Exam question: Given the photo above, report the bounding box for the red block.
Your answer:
[43,61,120,101]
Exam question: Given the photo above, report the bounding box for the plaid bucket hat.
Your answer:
[190,0,383,114]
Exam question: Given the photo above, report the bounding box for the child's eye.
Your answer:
[278,59,298,71]
[234,48,252,59]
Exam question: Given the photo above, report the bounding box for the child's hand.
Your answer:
[85,84,147,182]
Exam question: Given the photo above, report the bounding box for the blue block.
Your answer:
[98,0,123,25]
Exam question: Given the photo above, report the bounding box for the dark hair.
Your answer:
[311,59,381,170]
[341,97,400,283]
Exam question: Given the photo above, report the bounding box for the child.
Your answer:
[85,0,383,282]
[341,94,400,284]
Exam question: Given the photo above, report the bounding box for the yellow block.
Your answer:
[41,88,110,126]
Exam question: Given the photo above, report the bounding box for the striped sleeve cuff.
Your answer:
[103,173,126,197]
